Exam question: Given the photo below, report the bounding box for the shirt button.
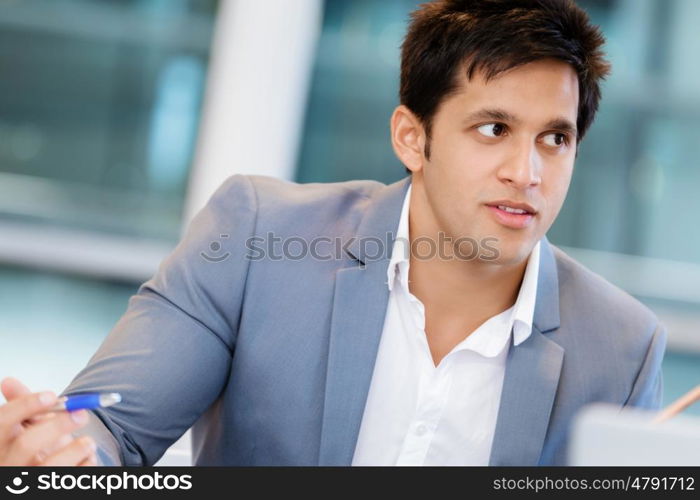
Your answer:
[415,424,427,436]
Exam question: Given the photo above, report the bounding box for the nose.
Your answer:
[497,140,542,189]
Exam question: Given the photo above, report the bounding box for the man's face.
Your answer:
[410,58,579,266]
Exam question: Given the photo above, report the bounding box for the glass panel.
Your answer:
[552,0,700,263]
[0,0,219,241]
[296,0,414,185]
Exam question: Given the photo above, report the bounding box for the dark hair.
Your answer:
[399,0,611,173]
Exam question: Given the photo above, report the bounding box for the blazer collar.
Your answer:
[344,175,412,266]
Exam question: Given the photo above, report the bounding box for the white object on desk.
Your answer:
[569,402,700,466]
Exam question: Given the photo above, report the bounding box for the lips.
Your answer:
[485,200,537,215]
[485,203,536,229]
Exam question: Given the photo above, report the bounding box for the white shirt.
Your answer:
[351,184,541,466]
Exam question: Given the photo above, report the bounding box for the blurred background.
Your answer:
[0,0,698,463]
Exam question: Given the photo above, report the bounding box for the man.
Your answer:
[0,0,666,466]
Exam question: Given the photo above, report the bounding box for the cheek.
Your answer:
[543,168,574,218]
[435,128,495,166]
[433,141,496,187]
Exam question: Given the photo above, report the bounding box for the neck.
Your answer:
[408,249,528,318]
[406,180,531,320]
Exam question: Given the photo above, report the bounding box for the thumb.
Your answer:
[1,377,32,403]
[1,377,53,431]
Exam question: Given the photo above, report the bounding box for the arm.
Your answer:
[61,174,258,466]
[622,321,668,411]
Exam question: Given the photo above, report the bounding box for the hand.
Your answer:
[0,377,97,466]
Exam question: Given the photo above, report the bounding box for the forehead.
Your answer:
[440,59,580,124]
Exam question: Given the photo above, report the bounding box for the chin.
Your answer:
[481,238,532,266]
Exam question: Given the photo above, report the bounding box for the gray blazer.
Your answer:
[63,174,667,466]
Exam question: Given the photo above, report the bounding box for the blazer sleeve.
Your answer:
[622,321,668,411]
[60,174,258,466]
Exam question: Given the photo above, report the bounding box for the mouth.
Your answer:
[485,201,537,229]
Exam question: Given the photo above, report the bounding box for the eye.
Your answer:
[542,132,569,147]
[476,123,507,138]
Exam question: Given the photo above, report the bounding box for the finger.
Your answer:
[26,433,74,466]
[0,391,57,442]
[1,379,47,442]
[6,410,89,465]
[1,377,32,403]
[42,432,74,459]
[77,452,98,467]
[6,412,59,449]
[24,410,58,427]
[40,436,96,467]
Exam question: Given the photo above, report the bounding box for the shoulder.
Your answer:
[550,243,662,342]
[216,174,385,208]
[214,174,387,235]
[548,243,668,410]
[246,174,385,212]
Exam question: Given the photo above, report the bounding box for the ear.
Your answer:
[390,105,426,173]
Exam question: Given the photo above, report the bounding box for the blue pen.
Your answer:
[48,393,121,412]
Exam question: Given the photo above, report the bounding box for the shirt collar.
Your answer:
[386,184,412,293]
[386,183,541,349]
[510,238,540,346]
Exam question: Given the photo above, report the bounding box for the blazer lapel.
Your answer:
[318,175,412,466]
[489,236,565,465]
[488,324,564,465]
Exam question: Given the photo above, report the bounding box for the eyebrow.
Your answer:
[463,108,578,136]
